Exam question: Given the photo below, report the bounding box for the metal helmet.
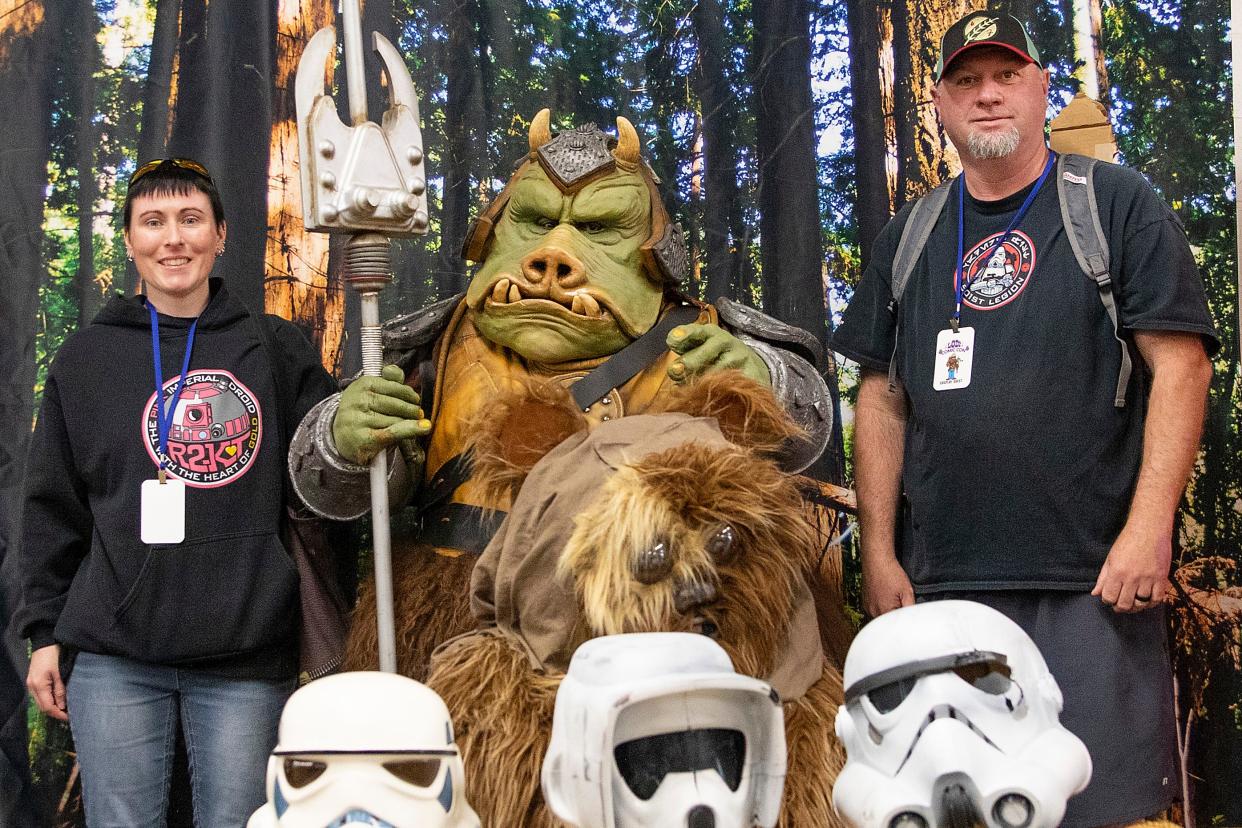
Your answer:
[542,632,787,828]
[831,600,1092,828]
[247,671,480,828]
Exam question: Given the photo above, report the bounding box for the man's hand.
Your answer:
[666,324,771,386]
[332,365,432,465]
[863,553,916,617]
[27,645,67,721]
[1092,529,1172,613]
[1091,330,1211,613]
[855,370,913,617]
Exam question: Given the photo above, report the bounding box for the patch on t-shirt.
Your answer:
[142,369,262,488]
[962,230,1036,310]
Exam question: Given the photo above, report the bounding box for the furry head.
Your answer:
[465,371,823,700]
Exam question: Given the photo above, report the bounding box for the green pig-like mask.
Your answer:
[463,111,689,365]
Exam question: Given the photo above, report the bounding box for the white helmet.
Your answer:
[832,601,1091,828]
[542,633,787,828]
[247,671,480,828]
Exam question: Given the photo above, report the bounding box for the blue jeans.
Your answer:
[66,652,293,828]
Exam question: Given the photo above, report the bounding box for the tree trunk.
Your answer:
[753,0,846,483]
[0,4,58,824]
[138,0,180,165]
[70,0,103,326]
[694,0,743,303]
[1070,0,1110,105]
[437,0,481,298]
[892,0,977,204]
[752,0,825,346]
[167,0,275,311]
[845,0,892,268]
[265,0,340,372]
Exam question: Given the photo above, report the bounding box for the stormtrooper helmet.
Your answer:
[832,600,1091,828]
[247,671,480,828]
[542,632,786,828]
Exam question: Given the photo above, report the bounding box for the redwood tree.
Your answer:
[0,4,58,824]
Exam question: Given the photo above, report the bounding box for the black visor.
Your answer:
[846,651,1014,712]
[614,728,746,800]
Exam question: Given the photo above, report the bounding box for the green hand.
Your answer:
[665,323,771,386]
[332,365,432,465]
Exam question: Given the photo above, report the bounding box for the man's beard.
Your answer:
[966,126,1021,159]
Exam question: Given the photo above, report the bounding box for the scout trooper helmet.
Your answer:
[249,671,480,828]
[542,633,787,828]
[832,601,1091,828]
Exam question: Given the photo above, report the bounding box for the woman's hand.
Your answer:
[27,644,68,721]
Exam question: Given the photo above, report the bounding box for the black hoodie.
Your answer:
[16,279,336,679]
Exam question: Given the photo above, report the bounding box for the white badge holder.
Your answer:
[933,326,975,391]
[141,477,186,544]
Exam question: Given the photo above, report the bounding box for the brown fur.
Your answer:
[342,543,476,681]
[781,665,850,828]
[427,628,565,828]
[652,369,804,456]
[465,381,588,505]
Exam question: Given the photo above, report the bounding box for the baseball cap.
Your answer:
[934,12,1042,82]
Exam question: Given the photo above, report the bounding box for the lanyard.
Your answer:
[149,302,199,480]
[952,151,1055,330]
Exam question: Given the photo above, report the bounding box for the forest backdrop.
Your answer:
[0,0,1238,824]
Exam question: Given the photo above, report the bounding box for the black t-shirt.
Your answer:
[833,159,1218,591]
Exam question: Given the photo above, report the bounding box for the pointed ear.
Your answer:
[465,381,588,502]
[653,370,802,455]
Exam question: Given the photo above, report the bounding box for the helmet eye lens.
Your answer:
[954,660,1013,695]
[867,675,919,714]
[283,758,327,788]
[382,758,442,787]
[614,728,746,800]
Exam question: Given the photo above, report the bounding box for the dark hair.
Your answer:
[122,160,226,229]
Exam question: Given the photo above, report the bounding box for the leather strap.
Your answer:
[570,304,702,410]
[418,502,507,555]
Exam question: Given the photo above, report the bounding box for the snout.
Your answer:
[522,245,586,290]
[674,578,719,615]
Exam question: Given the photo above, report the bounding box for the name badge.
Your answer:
[933,326,975,391]
[141,478,185,544]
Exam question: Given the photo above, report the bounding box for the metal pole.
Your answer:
[346,232,398,674]
[340,0,368,126]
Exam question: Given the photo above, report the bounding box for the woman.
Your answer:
[16,158,338,826]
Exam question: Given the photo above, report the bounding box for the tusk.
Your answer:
[492,278,510,304]
[508,283,522,304]
[578,293,601,317]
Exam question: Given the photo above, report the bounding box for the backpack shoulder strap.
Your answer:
[891,178,956,305]
[1056,152,1131,408]
[887,177,955,390]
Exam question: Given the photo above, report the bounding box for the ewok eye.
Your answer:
[632,540,673,584]
[705,524,737,564]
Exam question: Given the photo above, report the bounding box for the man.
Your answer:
[832,11,1218,826]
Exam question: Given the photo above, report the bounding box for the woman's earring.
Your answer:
[216,244,226,257]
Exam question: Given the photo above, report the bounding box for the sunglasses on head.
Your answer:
[128,157,214,188]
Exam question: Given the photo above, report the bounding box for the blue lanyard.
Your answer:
[149,302,199,478]
[952,151,1055,330]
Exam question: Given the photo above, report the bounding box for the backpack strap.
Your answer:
[887,178,955,391]
[1057,152,1131,408]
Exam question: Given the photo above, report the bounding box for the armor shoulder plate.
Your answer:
[382,292,463,361]
[715,297,824,370]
